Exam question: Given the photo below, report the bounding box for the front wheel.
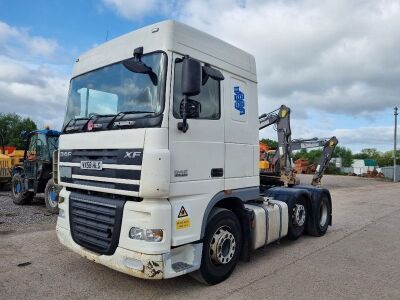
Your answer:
[44,179,60,214]
[191,208,242,285]
[11,173,33,205]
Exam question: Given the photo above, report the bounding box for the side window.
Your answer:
[36,134,49,160]
[173,59,221,119]
[27,135,38,160]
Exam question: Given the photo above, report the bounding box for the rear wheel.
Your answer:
[287,197,307,240]
[11,173,33,205]
[44,179,59,214]
[191,208,242,285]
[306,194,330,237]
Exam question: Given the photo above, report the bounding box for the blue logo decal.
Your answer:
[234,86,245,115]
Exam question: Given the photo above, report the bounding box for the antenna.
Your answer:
[105,30,109,41]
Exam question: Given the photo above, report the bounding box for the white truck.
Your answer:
[55,20,332,285]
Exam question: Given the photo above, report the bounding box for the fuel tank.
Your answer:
[245,198,289,250]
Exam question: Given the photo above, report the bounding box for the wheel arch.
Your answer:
[200,187,258,262]
[265,186,312,212]
[295,185,333,226]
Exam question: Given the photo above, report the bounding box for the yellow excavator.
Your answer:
[0,134,24,190]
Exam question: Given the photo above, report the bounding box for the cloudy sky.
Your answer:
[0,0,399,152]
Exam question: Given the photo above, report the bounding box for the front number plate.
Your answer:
[80,161,103,170]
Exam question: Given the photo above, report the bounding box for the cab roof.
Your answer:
[72,20,257,82]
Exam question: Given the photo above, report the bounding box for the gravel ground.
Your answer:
[0,191,57,233]
[1,175,399,299]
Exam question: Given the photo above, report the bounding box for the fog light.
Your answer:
[129,227,163,242]
[58,208,65,218]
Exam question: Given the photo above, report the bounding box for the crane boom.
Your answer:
[259,105,339,187]
[259,105,296,186]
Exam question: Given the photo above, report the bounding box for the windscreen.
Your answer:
[63,52,167,128]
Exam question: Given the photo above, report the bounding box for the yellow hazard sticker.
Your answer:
[176,217,191,230]
[178,206,188,218]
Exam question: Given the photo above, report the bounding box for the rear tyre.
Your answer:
[44,179,60,214]
[11,173,33,205]
[287,196,307,240]
[190,208,242,285]
[306,194,330,237]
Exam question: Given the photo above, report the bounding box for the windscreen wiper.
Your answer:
[84,113,116,130]
[63,117,89,133]
[107,111,156,129]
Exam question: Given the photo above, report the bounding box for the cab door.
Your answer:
[168,54,225,245]
[169,54,225,184]
[24,134,39,181]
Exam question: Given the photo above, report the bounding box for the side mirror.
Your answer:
[181,57,201,96]
[178,56,201,133]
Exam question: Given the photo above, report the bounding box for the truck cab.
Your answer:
[56,20,331,284]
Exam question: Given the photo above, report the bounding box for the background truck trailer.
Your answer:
[55,20,332,285]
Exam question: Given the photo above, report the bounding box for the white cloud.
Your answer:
[174,0,400,118]
[0,55,69,129]
[102,0,172,20]
[100,0,400,117]
[0,22,69,130]
[0,21,60,61]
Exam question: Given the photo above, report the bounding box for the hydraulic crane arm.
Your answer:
[291,136,338,186]
[291,137,332,151]
[311,136,338,186]
[259,105,296,185]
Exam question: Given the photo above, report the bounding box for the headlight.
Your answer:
[129,227,163,242]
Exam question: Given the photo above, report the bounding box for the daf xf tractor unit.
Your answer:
[55,20,332,284]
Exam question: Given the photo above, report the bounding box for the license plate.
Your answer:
[80,161,103,170]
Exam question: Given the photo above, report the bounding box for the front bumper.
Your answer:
[57,225,202,279]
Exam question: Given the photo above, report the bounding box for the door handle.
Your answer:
[211,168,223,177]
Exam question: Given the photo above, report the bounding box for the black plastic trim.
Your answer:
[71,167,141,180]
[61,177,139,192]
[69,191,126,255]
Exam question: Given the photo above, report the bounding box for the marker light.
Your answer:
[129,227,163,242]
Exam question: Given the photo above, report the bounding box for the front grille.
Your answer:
[59,148,143,194]
[60,148,143,165]
[69,192,126,255]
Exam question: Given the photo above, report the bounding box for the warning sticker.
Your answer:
[178,206,188,218]
[176,218,191,230]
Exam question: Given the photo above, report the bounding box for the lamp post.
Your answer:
[395,106,398,182]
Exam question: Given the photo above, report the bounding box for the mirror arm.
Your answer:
[178,95,189,133]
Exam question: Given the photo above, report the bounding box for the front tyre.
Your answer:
[11,173,33,205]
[44,179,60,214]
[191,208,242,285]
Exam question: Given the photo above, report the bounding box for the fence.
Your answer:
[381,166,400,182]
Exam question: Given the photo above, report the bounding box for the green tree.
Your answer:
[352,152,369,159]
[332,146,353,167]
[377,150,400,167]
[0,113,37,149]
[293,149,323,165]
[260,138,278,149]
[360,148,381,160]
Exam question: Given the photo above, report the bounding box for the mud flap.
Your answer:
[238,207,255,262]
